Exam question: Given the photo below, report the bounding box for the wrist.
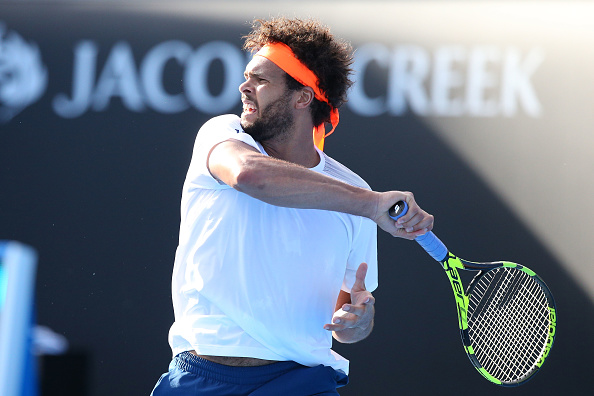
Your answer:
[352,189,381,220]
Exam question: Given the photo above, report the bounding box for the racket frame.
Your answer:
[441,254,557,386]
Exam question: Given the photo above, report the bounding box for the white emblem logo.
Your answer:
[0,23,48,123]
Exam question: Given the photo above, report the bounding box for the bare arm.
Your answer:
[208,139,378,217]
[208,139,434,239]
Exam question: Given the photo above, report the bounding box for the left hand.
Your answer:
[324,263,375,336]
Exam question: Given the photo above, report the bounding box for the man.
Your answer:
[152,17,433,395]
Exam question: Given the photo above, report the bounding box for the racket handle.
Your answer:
[389,201,448,262]
[415,232,448,262]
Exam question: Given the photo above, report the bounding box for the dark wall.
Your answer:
[1,3,592,395]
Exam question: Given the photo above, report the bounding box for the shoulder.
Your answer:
[193,114,261,154]
[198,114,243,135]
[321,153,371,190]
[194,114,246,146]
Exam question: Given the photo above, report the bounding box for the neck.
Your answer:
[260,117,320,168]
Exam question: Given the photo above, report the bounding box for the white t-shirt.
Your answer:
[168,114,378,374]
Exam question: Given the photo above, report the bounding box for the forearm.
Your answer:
[231,153,379,218]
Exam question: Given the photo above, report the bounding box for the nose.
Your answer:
[238,78,252,95]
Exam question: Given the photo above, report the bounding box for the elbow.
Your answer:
[231,158,266,193]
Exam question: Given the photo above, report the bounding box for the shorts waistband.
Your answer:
[173,351,304,385]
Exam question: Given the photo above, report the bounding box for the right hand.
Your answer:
[372,191,434,240]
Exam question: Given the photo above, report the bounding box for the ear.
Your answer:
[295,87,315,109]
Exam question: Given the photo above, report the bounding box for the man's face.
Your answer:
[239,56,295,142]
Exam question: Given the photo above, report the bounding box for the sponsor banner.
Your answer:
[0,27,545,123]
[0,15,547,123]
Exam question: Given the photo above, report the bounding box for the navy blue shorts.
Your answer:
[150,352,349,395]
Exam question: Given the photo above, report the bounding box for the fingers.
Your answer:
[342,297,375,317]
[351,263,368,293]
[392,193,434,238]
[393,227,430,240]
[324,296,375,332]
[392,212,433,240]
[395,210,426,232]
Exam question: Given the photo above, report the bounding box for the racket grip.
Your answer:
[389,201,448,262]
[415,232,448,262]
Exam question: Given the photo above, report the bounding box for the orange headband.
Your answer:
[255,42,339,151]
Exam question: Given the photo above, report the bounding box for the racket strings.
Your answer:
[470,271,548,381]
[472,276,548,380]
[471,282,538,379]
[478,284,545,378]
[467,268,550,383]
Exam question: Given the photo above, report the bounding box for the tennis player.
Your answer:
[151,17,433,395]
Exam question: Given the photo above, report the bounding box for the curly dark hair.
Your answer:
[243,17,354,127]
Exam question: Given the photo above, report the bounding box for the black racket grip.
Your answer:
[388,201,408,220]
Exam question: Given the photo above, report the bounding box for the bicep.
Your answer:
[207,139,261,187]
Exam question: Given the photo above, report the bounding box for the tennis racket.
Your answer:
[389,201,556,386]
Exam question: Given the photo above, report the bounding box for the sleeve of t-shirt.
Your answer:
[184,114,263,190]
[342,216,378,293]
